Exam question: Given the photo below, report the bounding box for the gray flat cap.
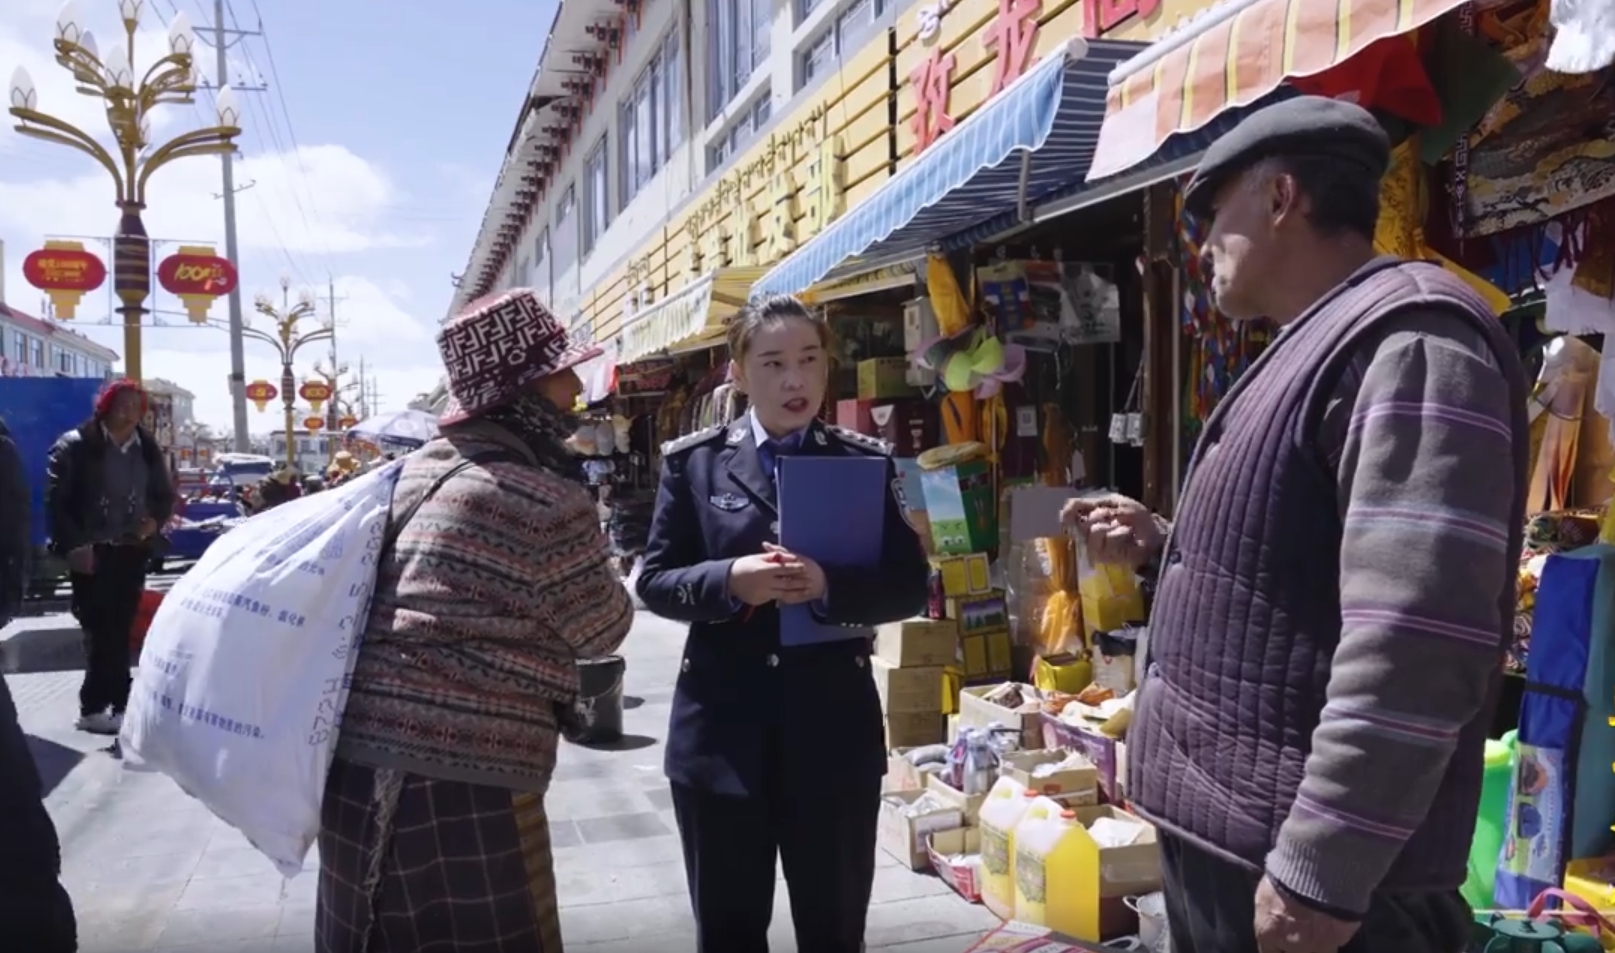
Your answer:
[1181,96,1391,219]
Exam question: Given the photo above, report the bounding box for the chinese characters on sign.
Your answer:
[983,0,1040,96]
[157,244,239,324]
[1084,0,1160,38]
[21,240,108,320]
[910,50,958,154]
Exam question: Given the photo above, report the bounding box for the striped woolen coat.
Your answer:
[335,419,633,792]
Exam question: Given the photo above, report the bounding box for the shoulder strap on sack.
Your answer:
[379,450,524,560]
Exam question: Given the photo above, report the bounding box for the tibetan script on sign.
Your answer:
[983,0,1040,96]
[803,134,845,239]
[910,49,957,154]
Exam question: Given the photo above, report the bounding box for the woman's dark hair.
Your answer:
[725,293,836,362]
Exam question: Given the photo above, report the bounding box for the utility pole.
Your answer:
[201,0,263,452]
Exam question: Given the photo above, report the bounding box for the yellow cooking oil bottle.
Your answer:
[1013,798,1089,934]
[977,778,1036,918]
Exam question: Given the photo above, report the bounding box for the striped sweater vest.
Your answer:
[1129,259,1527,889]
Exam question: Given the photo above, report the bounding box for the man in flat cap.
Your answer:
[1065,96,1529,952]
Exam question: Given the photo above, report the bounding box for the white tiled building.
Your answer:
[0,302,118,379]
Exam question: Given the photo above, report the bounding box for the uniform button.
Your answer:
[680,658,691,673]
[854,656,866,669]
[766,653,780,668]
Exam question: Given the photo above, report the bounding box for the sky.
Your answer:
[0,0,557,434]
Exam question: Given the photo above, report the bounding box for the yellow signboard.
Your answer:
[896,0,1220,157]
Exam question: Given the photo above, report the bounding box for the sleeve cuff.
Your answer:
[1265,830,1390,919]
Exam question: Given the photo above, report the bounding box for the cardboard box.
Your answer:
[945,591,1009,635]
[999,750,1099,805]
[871,658,945,713]
[926,827,982,903]
[919,459,995,554]
[835,398,875,434]
[931,553,991,597]
[924,772,988,824]
[879,790,963,870]
[876,618,959,667]
[960,630,1014,680]
[884,711,945,748]
[1041,713,1124,804]
[884,747,925,793]
[960,684,1043,749]
[870,401,938,457]
[857,357,918,400]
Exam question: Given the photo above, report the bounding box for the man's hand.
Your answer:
[727,553,811,606]
[1253,876,1360,953]
[1060,493,1166,568]
[762,543,827,605]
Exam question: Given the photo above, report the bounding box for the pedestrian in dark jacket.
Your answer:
[45,379,176,736]
[1,418,29,623]
[2,419,78,953]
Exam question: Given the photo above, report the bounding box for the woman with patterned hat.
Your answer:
[314,288,634,953]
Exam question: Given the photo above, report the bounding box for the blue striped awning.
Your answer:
[752,38,1144,299]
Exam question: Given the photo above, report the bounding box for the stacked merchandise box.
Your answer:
[929,553,1013,683]
[872,618,955,749]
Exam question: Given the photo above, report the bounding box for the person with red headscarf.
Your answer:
[44,378,176,735]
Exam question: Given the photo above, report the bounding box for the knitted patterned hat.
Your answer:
[95,378,148,418]
[437,288,603,426]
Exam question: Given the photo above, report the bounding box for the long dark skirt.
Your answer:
[316,756,562,953]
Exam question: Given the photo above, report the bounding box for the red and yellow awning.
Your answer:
[1086,0,1468,181]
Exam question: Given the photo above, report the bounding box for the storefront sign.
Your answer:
[298,380,332,413]
[983,0,1040,96]
[1084,0,1160,37]
[157,245,239,324]
[910,50,958,153]
[680,110,846,276]
[22,240,107,320]
[245,379,277,411]
[303,416,325,432]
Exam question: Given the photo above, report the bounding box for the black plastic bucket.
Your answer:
[564,655,626,745]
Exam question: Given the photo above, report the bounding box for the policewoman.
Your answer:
[637,293,929,953]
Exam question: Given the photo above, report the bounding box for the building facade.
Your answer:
[143,378,197,432]
[0,303,119,379]
[445,0,1209,388]
[268,429,341,475]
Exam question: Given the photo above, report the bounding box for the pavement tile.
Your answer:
[21,611,1005,951]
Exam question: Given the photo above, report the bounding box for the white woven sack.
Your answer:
[119,460,404,877]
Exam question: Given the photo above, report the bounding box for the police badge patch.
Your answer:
[709,493,750,512]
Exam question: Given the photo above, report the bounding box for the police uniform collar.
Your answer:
[661,425,726,456]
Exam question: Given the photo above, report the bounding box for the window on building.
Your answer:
[31,339,43,368]
[55,347,74,374]
[709,92,773,172]
[708,0,773,120]
[553,184,578,273]
[584,137,611,255]
[801,0,882,86]
[620,31,685,209]
[532,228,550,304]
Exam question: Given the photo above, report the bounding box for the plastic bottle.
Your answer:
[977,779,1035,919]
[1014,798,1087,933]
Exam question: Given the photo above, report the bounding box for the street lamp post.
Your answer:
[7,0,242,382]
[310,361,359,464]
[243,279,332,469]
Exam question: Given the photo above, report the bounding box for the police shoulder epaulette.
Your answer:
[826,425,892,455]
[661,425,725,456]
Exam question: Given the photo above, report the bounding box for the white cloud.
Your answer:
[0,1,459,435]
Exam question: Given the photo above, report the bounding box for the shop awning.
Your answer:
[1086,0,1469,182]
[751,38,1145,299]
[615,267,764,365]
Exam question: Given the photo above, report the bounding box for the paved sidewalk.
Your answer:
[11,611,998,953]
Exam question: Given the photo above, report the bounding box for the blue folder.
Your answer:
[777,455,889,646]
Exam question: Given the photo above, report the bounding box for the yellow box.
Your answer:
[961,630,1013,680]
[884,712,945,749]
[1034,653,1094,694]
[857,357,918,400]
[945,590,1008,635]
[931,553,992,597]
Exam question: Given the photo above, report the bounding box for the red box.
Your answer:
[871,401,938,457]
[835,399,876,435]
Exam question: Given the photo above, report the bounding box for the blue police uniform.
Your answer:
[637,413,929,953]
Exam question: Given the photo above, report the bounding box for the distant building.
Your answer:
[268,428,341,475]
[0,302,118,380]
[143,378,196,431]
